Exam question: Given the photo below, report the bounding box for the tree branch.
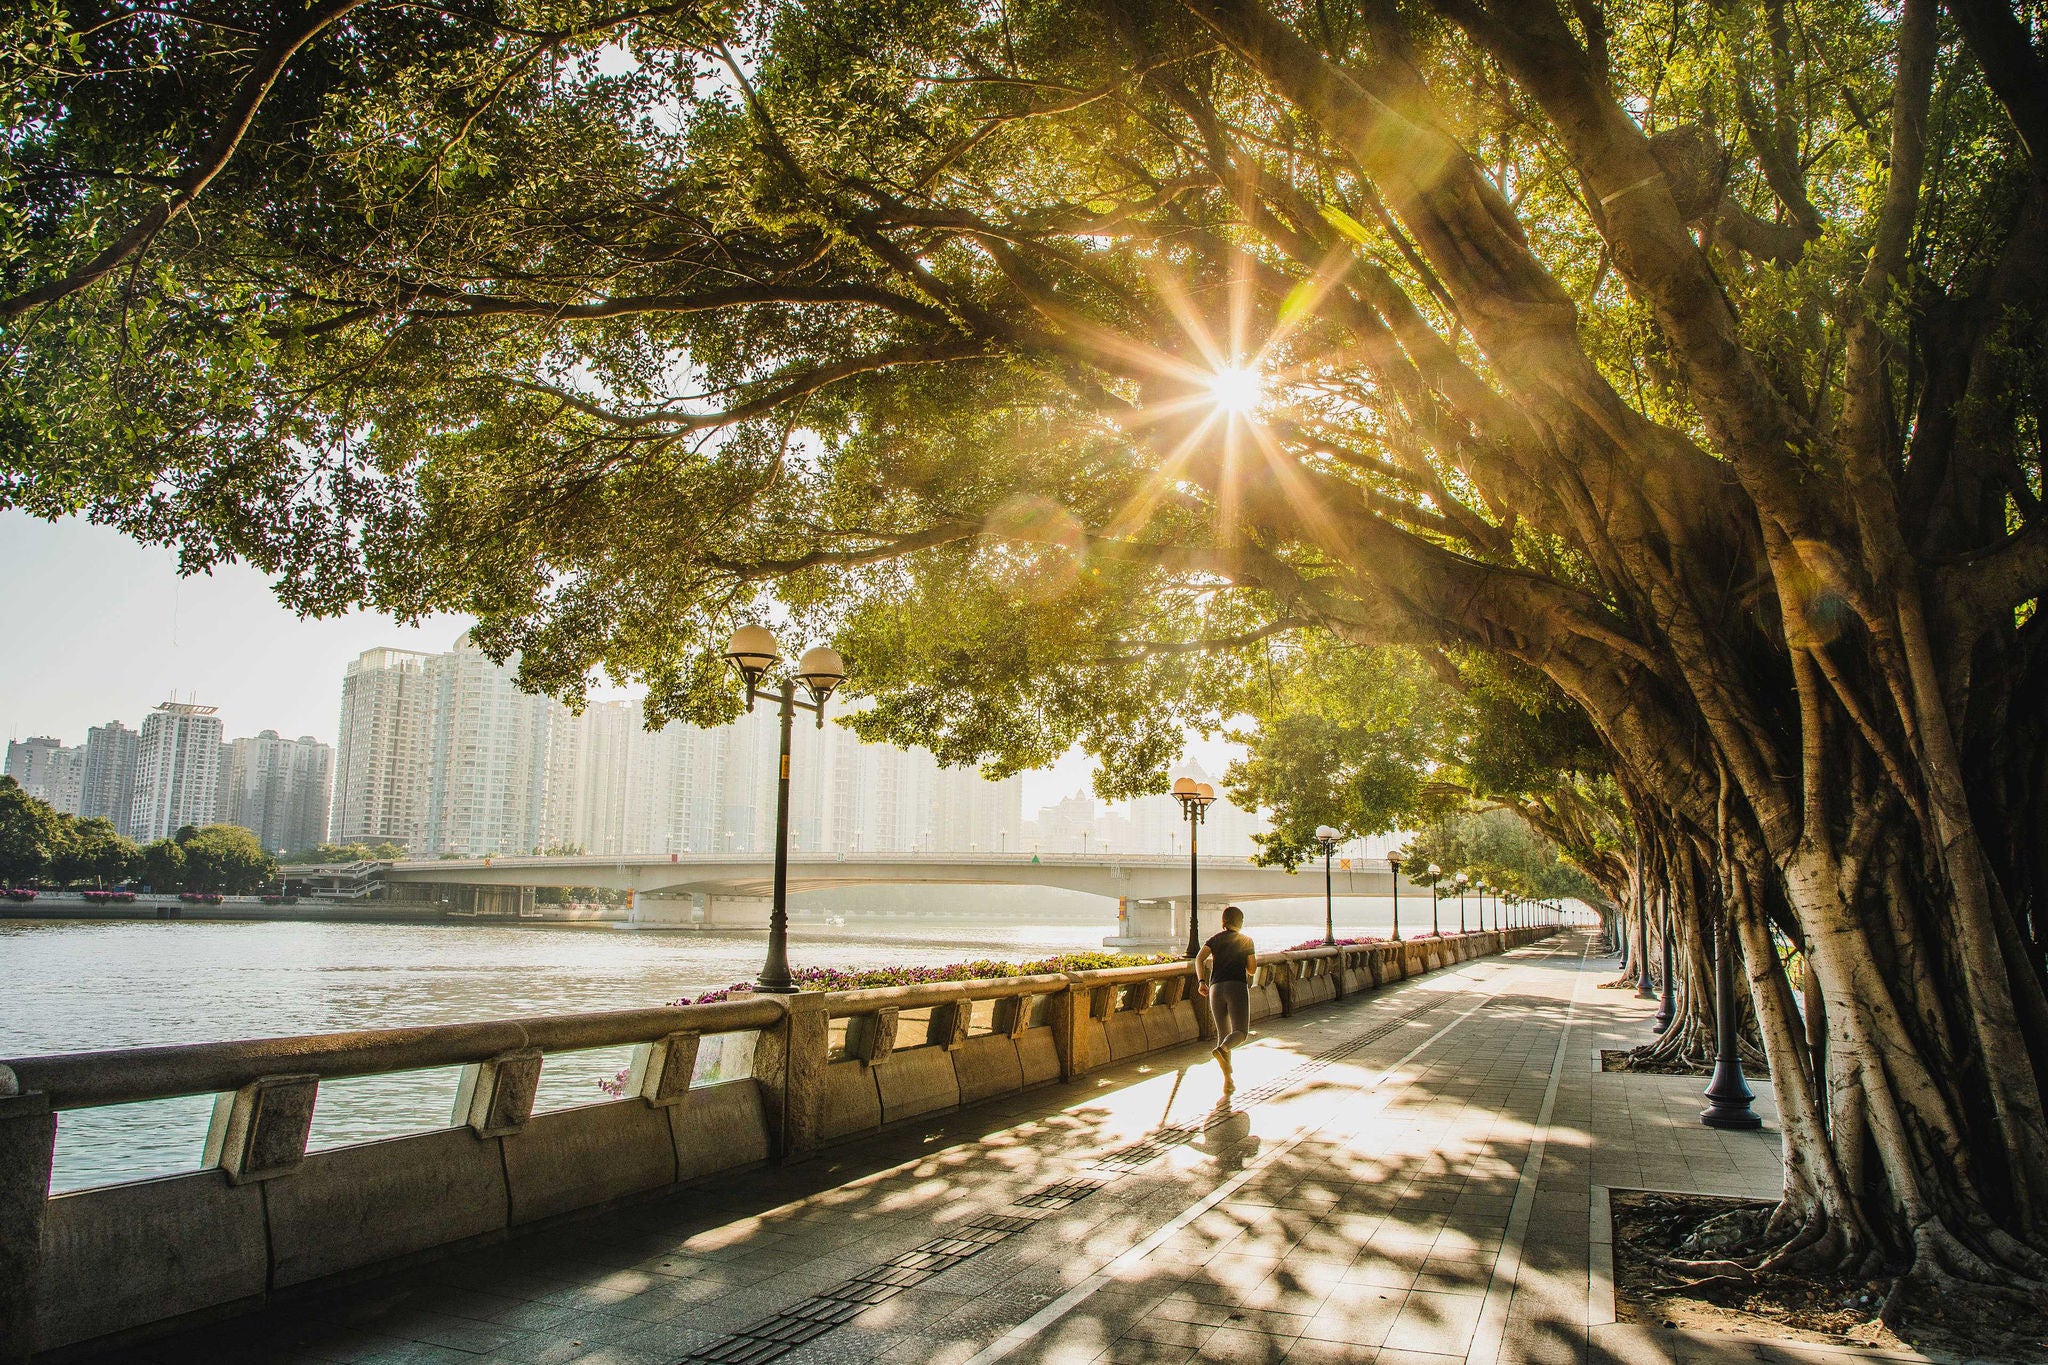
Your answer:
[1,0,372,321]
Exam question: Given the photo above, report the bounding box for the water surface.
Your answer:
[2,899,1421,1190]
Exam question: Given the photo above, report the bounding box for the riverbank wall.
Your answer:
[0,926,1558,1362]
[1,894,623,926]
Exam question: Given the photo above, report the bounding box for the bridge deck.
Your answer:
[119,933,1787,1365]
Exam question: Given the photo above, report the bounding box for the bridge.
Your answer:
[375,850,1432,943]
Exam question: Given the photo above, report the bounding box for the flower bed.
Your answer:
[674,950,1182,1005]
[4,888,37,902]
[81,890,136,904]
[1287,934,1383,951]
[1284,930,1472,952]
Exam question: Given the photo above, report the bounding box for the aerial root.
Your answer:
[1877,1219,2048,1327]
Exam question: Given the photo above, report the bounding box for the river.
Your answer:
[2,898,1441,1191]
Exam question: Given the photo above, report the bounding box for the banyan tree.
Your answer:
[5,0,2046,1317]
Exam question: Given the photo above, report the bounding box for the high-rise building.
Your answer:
[5,736,64,796]
[421,637,577,857]
[80,721,140,833]
[326,635,1034,860]
[130,702,224,842]
[569,700,639,855]
[219,731,333,853]
[330,647,435,849]
[8,736,85,814]
[42,745,85,815]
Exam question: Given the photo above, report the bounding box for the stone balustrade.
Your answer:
[0,927,1556,1362]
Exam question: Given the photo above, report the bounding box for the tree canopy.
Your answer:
[176,825,278,893]
[8,0,2048,1318]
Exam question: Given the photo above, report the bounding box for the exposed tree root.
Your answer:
[1625,1192,2048,1358]
[1605,1014,1769,1074]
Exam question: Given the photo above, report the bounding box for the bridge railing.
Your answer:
[0,926,1559,1362]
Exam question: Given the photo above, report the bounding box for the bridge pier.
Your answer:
[1104,897,1223,952]
[443,885,534,918]
[702,895,774,930]
[627,892,698,928]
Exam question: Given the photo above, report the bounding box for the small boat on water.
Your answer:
[825,914,847,927]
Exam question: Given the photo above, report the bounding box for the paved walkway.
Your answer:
[130,931,1792,1365]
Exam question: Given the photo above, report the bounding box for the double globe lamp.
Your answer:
[723,625,846,994]
[1171,778,1217,957]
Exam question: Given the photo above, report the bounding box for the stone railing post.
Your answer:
[453,1049,542,1138]
[851,1007,900,1066]
[764,994,829,1162]
[927,1001,970,1052]
[627,1031,700,1107]
[1052,977,1085,1081]
[0,1067,54,1365]
[203,1073,319,1182]
[1274,960,1296,1017]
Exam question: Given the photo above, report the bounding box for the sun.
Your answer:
[1206,365,1264,416]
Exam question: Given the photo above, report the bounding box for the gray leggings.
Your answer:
[1211,981,1250,1051]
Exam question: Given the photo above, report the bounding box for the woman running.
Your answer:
[1195,905,1256,1090]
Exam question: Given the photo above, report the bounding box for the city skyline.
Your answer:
[0,511,1239,816]
[9,638,1288,860]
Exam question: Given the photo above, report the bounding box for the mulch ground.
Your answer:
[1610,1190,2048,1362]
[1599,1048,1768,1080]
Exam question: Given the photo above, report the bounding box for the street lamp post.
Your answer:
[723,625,846,994]
[1700,915,1762,1129]
[1427,863,1442,937]
[1173,778,1216,958]
[1456,872,1468,933]
[1473,878,1486,932]
[1655,895,1678,1033]
[1316,826,1341,946]
[1387,851,1404,942]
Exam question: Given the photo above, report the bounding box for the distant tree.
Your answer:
[179,825,277,893]
[139,839,185,892]
[280,841,407,864]
[1404,809,1600,904]
[1222,642,1621,898]
[0,777,68,885]
[172,824,199,846]
[49,817,139,886]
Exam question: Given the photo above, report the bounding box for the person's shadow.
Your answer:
[1198,1099,1257,1170]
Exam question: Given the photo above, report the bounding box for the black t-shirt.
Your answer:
[1205,929,1256,984]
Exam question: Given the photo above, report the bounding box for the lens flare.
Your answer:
[1206,366,1263,415]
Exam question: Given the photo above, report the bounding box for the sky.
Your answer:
[0,512,1240,813]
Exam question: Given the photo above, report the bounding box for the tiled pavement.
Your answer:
[126,931,1798,1365]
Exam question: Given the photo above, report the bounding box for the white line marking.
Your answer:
[1589,1185,1616,1328]
[1464,936,1590,1365]
[964,956,1532,1365]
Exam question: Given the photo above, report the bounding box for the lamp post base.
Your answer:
[1700,1061,1762,1129]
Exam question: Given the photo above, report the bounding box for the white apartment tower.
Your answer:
[80,721,140,833]
[6,736,85,814]
[220,731,333,853]
[421,638,576,856]
[326,636,1035,859]
[129,702,224,841]
[331,648,435,849]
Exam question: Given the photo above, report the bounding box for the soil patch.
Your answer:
[1611,1189,2048,1362]
[1600,1048,1769,1080]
